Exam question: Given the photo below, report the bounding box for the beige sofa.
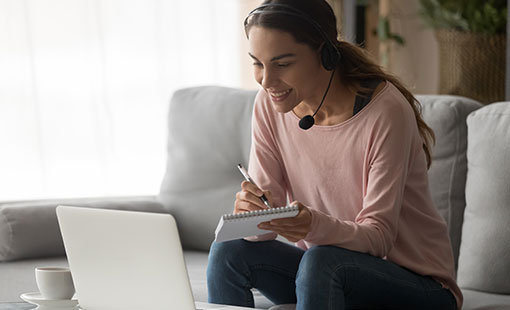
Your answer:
[1,86,509,309]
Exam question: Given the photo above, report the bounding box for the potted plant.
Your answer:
[419,0,507,104]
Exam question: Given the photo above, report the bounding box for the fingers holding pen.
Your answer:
[241,180,264,197]
[235,164,273,211]
[234,181,272,214]
[241,181,273,207]
[235,191,264,212]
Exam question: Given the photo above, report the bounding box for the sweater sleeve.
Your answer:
[303,100,415,257]
[244,90,287,242]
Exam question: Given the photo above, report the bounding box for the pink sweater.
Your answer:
[247,82,462,309]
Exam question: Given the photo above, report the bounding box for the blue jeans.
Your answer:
[207,239,457,310]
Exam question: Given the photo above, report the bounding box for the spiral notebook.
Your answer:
[214,205,299,242]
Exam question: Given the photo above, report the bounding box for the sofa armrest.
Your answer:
[0,196,166,262]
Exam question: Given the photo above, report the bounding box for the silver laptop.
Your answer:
[56,205,257,310]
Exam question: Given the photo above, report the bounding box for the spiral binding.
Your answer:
[222,205,299,221]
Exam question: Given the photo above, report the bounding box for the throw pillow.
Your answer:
[457,101,510,293]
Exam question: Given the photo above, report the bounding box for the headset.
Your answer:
[244,3,341,129]
[244,3,340,71]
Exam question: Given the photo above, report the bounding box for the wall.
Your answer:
[383,0,439,94]
[240,0,263,90]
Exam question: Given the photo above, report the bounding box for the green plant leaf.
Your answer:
[376,17,406,45]
[418,0,507,34]
[390,34,405,45]
[377,17,390,41]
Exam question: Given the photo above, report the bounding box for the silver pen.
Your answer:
[237,164,271,209]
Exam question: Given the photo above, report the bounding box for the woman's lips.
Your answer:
[269,89,292,102]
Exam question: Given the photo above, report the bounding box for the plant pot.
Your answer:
[435,29,505,104]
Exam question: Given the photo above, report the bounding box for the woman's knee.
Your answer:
[207,240,253,278]
[208,240,242,267]
[296,246,355,286]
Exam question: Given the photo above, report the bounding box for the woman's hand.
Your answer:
[234,181,273,214]
[257,201,312,242]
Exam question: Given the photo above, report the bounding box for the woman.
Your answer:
[207,0,461,309]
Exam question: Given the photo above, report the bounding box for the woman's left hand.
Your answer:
[257,201,312,242]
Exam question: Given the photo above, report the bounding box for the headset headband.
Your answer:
[244,3,335,47]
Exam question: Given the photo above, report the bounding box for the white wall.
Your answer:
[385,0,439,94]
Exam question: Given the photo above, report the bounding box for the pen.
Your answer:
[237,164,271,209]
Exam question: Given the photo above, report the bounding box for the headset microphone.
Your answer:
[299,69,336,130]
[299,115,315,130]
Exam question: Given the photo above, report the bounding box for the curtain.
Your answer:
[0,0,241,200]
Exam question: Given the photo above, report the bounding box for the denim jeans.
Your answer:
[207,239,457,310]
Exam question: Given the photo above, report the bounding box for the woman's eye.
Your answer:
[277,63,290,68]
[252,62,263,67]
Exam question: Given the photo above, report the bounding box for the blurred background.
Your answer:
[0,0,507,201]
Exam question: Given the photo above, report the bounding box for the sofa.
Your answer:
[1,86,509,309]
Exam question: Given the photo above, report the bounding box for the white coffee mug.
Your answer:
[35,267,75,300]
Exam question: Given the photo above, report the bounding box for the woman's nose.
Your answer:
[261,69,278,89]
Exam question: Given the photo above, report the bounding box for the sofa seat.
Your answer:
[462,289,510,310]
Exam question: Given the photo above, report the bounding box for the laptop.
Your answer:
[56,205,260,310]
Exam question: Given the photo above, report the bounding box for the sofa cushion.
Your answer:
[0,196,165,262]
[462,289,510,310]
[457,101,510,293]
[159,86,257,251]
[417,95,482,269]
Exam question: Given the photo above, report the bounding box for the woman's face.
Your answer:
[248,26,326,114]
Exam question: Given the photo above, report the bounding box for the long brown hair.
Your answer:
[245,0,435,168]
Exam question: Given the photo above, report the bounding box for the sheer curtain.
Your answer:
[0,0,241,200]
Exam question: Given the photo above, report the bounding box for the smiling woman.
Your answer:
[206,1,462,310]
[0,0,241,200]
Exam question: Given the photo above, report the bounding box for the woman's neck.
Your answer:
[294,71,357,126]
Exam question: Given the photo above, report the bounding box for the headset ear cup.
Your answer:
[321,43,340,71]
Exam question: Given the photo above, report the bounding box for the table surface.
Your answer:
[0,301,264,310]
[0,303,35,310]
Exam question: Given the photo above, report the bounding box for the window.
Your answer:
[0,0,241,200]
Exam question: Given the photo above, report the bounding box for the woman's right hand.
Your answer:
[234,181,273,214]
